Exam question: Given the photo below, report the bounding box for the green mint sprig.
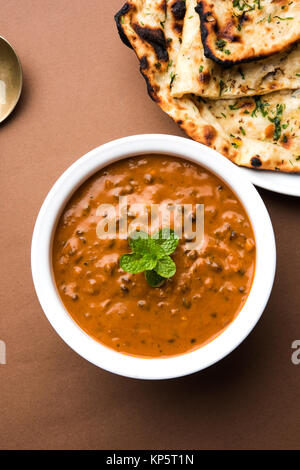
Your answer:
[120,229,179,287]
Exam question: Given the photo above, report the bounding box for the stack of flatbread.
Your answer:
[115,0,300,173]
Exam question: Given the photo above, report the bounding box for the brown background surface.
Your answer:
[0,0,299,450]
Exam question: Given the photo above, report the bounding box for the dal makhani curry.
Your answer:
[52,155,256,357]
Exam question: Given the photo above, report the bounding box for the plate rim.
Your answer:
[240,167,300,197]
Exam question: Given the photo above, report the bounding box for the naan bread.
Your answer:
[115,0,300,172]
[172,0,300,99]
[196,0,300,66]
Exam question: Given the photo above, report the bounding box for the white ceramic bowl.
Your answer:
[31,135,276,380]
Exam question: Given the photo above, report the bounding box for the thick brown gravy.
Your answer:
[52,155,256,357]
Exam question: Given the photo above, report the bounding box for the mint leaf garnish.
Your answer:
[152,228,179,255]
[130,236,166,259]
[120,229,179,287]
[155,256,176,278]
[129,230,148,249]
[145,270,165,288]
[120,253,157,274]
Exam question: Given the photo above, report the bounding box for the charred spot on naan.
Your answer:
[114,2,133,50]
[140,70,161,103]
[203,125,217,146]
[171,0,187,20]
[181,120,216,147]
[199,71,211,84]
[133,24,169,62]
[115,3,162,102]
[221,145,231,158]
[251,156,263,168]
[172,21,183,35]
[238,12,251,29]
[264,124,275,140]
[159,0,167,14]
[240,101,253,112]
[169,0,185,34]
[281,134,293,150]
[140,56,149,70]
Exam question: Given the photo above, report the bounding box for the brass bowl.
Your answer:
[0,36,22,123]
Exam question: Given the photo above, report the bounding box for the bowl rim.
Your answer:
[31,134,276,380]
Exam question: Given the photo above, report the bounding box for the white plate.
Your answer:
[240,167,300,197]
